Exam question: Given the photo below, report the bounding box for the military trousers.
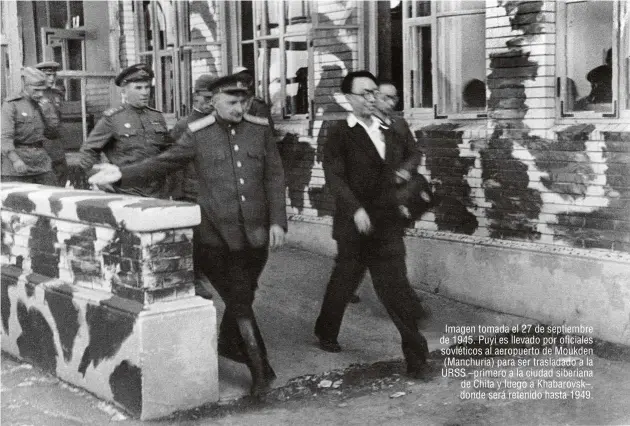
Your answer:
[195,242,269,351]
[314,235,429,364]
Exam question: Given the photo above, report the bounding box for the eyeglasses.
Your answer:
[350,89,379,101]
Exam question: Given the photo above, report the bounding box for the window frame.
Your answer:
[135,0,228,121]
[235,0,314,121]
[402,0,487,120]
[556,0,628,121]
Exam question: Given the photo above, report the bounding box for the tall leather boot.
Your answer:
[237,317,273,397]
[252,317,276,381]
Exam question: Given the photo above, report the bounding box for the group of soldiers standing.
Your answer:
[3,62,431,398]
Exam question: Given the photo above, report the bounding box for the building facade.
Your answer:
[3,1,630,342]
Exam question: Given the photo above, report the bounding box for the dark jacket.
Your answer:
[323,115,421,242]
[1,93,52,176]
[120,113,287,251]
[79,103,173,198]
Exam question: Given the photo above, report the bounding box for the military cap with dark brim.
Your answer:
[35,61,61,72]
[22,67,48,88]
[115,63,154,87]
[194,74,217,96]
[208,73,251,95]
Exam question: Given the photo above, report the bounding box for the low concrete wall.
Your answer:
[287,215,630,346]
[1,183,218,420]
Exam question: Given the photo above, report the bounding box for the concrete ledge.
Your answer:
[1,183,218,419]
[1,265,218,420]
[0,183,200,232]
[286,215,630,346]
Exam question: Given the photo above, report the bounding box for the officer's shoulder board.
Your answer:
[103,105,125,117]
[243,113,269,126]
[5,94,23,103]
[145,105,163,113]
[188,114,216,133]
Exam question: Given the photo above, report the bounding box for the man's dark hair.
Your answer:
[341,70,377,94]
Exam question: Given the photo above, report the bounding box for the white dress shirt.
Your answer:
[347,114,386,160]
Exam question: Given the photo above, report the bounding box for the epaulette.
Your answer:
[103,105,125,117]
[243,113,269,126]
[5,94,23,102]
[145,105,163,113]
[188,114,216,132]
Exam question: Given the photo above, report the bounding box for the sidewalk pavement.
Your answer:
[1,246,528,424]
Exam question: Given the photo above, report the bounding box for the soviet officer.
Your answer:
[1,67,57,185]
[78,63,173,198]
[35,60,69,186]
[87,72,287,398]
[233,66,275,134]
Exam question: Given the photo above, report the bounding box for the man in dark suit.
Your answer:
[314,71,430,377]
[88,73,287,397]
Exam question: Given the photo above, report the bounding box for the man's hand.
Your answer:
[88,163,122,185]
[269,224,286,250]
[353,207,372,234]
[12,159,28,174]
[395,168,411,184]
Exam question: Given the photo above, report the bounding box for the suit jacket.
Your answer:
[120,113,287,251]
[323,115,421,242]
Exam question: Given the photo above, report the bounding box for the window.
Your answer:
[558,0,629,119]
[403,0,486,118]
[137,0,177,115]
[178,0,225,116]
[238,1,312,118]
[136,0,226,118]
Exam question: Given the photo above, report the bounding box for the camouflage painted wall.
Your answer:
[0,183,218,419]
[276,0,630,254]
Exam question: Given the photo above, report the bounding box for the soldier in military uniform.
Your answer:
[234,66,275,134]
[169,74,216,300]
[35,61,69,186]
[78,63,173,198]
[1,67,57,185]
[88,73,287,397]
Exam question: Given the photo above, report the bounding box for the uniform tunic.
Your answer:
[1,93,52,177]
[79,103,173,197]
[120,113,287,251]
[169,108,207,201]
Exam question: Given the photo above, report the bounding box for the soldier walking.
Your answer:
[87,73,287,397]
[78,63,174,198]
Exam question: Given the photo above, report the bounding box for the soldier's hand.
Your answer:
[88,163,122,185]
[353,207,372,234]
[395,168,411,184]
[12,159,28,174]
[269,224,286,250]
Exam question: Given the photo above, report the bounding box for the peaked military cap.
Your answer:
[115,63,154,87]
[208,73,251,94]
[35,61,61,72]
[21,67,48,88]
[194,74,217,95]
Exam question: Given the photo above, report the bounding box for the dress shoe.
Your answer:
[406,359,430,379]
[315,331,341,353]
